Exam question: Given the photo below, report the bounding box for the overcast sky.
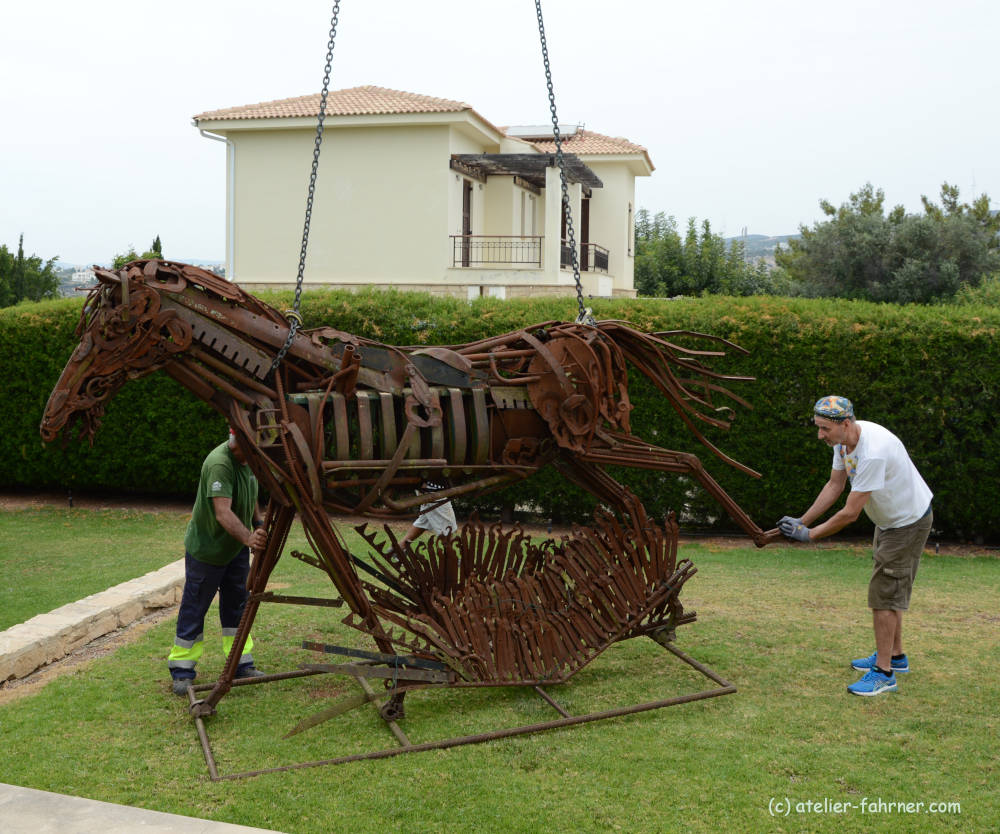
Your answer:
[2,0,996,264]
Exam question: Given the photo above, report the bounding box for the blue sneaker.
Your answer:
[847,667,897,696]
[851,652,909,673]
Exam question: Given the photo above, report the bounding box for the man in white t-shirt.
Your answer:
[778,396,933,697]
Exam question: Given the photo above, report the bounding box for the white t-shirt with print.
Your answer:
[832,420,933,530]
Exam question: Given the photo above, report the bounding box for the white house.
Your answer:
[193,86,653,299]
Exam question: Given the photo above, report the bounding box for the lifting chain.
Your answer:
[272,0,592,376]
[534,0,594,326]
[272,2,342,372]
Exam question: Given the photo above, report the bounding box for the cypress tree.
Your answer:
[14,234,26,302]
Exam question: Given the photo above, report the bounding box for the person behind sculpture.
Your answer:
[401,481,458,546]
[778,397,933,698]
[167,429,267,696]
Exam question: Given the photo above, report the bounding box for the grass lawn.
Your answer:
[0,513,997,833]
[0,508,190,631]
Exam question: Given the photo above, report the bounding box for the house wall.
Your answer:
[582,159,636,293]
[212,116,641,298]
[483,176,515,237]
[230,124,454,286]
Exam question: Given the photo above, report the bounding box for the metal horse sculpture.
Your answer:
[41,260,779,776]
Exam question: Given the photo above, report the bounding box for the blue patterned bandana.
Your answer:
[814,396,854,422]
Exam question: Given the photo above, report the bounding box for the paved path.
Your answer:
[0,783,284,833]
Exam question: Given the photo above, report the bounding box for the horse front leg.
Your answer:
[668,452,782,547]
[191,500,296,716]
[573,447,781,547]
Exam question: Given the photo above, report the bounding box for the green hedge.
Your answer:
[4,292,999,540]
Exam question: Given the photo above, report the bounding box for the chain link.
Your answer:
[534,0,592,325]
[272,2,342,372]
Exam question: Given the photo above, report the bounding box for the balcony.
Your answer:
[451,236,542,268]
[561,242,610,273]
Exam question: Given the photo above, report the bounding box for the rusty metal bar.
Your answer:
[325,476,422,489]
[189,347,278,399]
[188,685,219,781]
[659,641,734,688]
[379,474,519,510]
[300,641,450,671]
[189,669,325,693]
[355,676,411,748]
[533,685,572,718]
[180,357,255,407]
[209,675,735,781]
[322,458,448,471]
[247,592,345,608]
[301,663,451,684]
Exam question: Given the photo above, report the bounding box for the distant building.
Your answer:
[193,86,653,299]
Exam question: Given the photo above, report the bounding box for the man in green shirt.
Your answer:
[168,431,267,696]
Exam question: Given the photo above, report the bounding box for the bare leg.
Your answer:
[402,525,426,544]
[873,609,902,671]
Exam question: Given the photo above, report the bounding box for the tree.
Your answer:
[634,210,794,297]
[776,183,1000,304]
[111,246,140,270]
[0,235,60,308]
[111,235,163,270]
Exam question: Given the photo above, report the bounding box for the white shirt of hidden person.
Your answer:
[832,420,934,530]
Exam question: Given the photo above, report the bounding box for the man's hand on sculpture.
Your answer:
[247,528,268,550]
[777,515,802,530]
[778,517,811,542]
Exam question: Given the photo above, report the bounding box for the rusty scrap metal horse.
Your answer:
[42,260,779,775]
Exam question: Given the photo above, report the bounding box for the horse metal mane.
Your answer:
[41,259,779,772]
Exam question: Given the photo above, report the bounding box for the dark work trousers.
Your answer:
[167,548,255,681]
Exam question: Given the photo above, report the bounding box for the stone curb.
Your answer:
[0,559,185,682]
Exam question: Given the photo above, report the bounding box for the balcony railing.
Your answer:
[562,241,610,273]
[581,243,609,273]
[451,236,542,268]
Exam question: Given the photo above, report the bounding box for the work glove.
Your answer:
[778,517,812,542]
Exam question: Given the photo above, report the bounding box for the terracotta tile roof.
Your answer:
[523,129,653,169]
[193,85,499,131]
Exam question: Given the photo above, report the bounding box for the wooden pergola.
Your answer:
[450,154,602,197]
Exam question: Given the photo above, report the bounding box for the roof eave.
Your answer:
[194,109,503,141]
[567,152,655,176]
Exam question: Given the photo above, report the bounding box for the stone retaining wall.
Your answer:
[0,559,185,682]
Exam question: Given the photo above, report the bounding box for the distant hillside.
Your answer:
[723,233,800,266]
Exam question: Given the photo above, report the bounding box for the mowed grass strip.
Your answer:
[0,508,190,631]
[0,519,997,834]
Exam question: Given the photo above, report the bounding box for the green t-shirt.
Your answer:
[184,441,259,565]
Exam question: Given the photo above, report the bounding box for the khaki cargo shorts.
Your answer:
[868,510,933,611]
[414,499,458,537]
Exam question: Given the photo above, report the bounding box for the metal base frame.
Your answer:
[185,642,736,782]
